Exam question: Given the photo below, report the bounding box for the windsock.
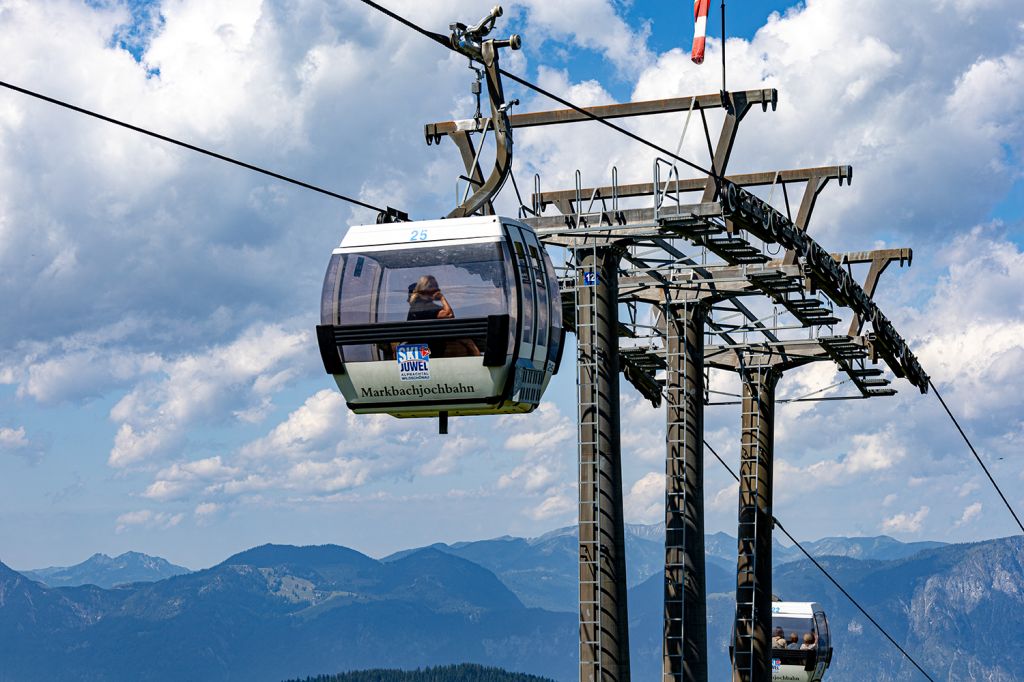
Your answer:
[692,0,711,64]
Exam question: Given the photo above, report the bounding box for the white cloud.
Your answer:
[0,425,43,463]
[240,389,348,461]
[500,401,574,451]
[911,230,1024,418]
[115,509,185,533]
[3,0,1024,556]
[108,324,310,467]
[418,435,483,477]
[775,428,907,493]
[621,393,665,464]
[711,481,739,512]
[497,402,574,494]
[283,457,374,494]
[625,471,663,524]
[526,488,575,521]
[515,0,653,75]
[524,0,1024,250]
[143,456,239,501]
[194,502,222,526]
[958,481,982,498]
[955,502,983,527]
[0,426,29,451]
[881,506,930,534]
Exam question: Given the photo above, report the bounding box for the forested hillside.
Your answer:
[284,663,554,682]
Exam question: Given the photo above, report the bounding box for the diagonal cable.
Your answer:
[928,378,1024,534]
[703,439,938,681]
[0,79,390,214]
[355,0,716,179]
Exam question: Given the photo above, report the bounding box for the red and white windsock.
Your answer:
[691,0,711,64]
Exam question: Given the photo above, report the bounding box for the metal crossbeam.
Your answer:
[532,166,852,209]
[424,89,778,140]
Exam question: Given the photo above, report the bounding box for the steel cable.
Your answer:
[0,79,390,214]
[355,0,717,180]
[703,439,938,681]
[928,378,1024,535]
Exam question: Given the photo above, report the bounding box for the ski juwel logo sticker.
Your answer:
[396,343,431,381]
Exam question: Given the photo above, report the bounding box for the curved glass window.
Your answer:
[529,245,548,348]
[771,616,816,651]
[334,240,511,362]
[514,240,535,346]
[542,248,563,366]
[814,611,830,654]
[321,253,342,325]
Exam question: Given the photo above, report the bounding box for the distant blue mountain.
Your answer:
[0,533,1015,681]
[19,551,190,588]
[626,536,1023,682]
[0,545,575,682]
[387,525,945,613]
[793,534,947,562]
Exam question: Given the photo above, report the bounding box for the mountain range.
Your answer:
[18,551,191,588]
[1,529,1019,681]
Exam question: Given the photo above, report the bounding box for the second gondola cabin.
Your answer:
[771,601,833,682]
[317,215,564,419]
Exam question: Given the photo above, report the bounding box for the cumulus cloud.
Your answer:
[514,0,654,76]
[775,428,907,495]
[625,471,663,524]
[881,506,930,534]
[174,386,463,505]
[910,229,1024,418]
[4,0,1024,553]
[0,425,44,463]
[711,481,739,512]
[193,502,222,526]
[497,402,574,499]
[108,324,310,467]
[955,502,983,527]
[418,435,484,477]
[0,426,30,451]
[239,389,349,461]
[143,456,239,501]
[115,509,185,533]
[526,487,576,521]
[521,0,1024,249]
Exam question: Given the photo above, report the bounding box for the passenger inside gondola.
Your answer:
[801,633,816,650]
[407,275,454,320]
[772,628,787,649]
[405,275,480,358]
[330,241,507,363]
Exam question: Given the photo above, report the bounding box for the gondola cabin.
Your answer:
[317,215,564,420]
[771,601,833,682]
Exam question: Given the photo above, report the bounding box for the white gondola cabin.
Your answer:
[770,601,833,682]
[317,216,564,419]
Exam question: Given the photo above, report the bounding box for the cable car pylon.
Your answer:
[409,10,928,682]
[663,300,708,682]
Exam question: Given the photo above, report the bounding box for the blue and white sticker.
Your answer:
[771,659,781,672]
[397,343,431,382]
[583,271,599,286]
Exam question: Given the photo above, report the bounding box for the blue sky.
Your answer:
[1,0,1023,571]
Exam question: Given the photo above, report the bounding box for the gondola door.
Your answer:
[813,610,832,681]
[505,223,539,364]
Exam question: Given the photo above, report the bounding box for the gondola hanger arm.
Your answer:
[446,6,521,219]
